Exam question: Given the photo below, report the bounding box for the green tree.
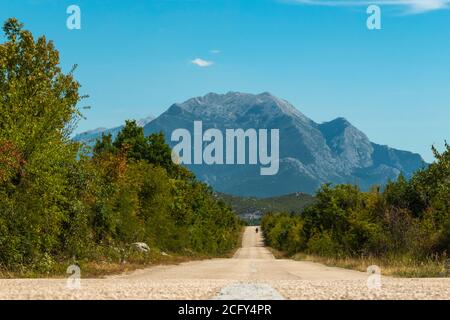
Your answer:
[146,132,176,175]
[0,18,241,273]
[93,133,116,156]
[113,120,148,160]
[0,18,83,270]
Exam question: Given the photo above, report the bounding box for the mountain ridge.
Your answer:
[75,92,425,197]
[73,114,155,147]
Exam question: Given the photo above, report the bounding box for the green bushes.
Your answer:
[0,18,241,274]
[262,144,450,263]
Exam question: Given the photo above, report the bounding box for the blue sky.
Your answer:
[1,0,449,162]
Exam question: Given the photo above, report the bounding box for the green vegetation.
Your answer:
[262,144,450,277]
[218,192,315,224]
[0,19,241,276]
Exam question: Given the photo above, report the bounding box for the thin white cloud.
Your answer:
[191,58,214,67]
[286,0,450,14]
[210,49,221,54]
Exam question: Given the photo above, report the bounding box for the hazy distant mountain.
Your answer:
[73,115,154,148]
[143,92,425,197]
[217,192,315,223]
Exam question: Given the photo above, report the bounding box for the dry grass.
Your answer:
[79,254,212,278]
[0,229,245,279]
[266,247,289,259]
[0,253,214,279]
[291,253,450,278]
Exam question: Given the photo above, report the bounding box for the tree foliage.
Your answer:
[0,19,241,273]
[262,145,450,260]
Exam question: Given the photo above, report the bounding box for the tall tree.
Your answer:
[0,18,83,268]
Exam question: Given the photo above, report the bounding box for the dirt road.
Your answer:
[0,227,449,299]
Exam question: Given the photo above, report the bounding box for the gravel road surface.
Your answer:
[0,227,448,300]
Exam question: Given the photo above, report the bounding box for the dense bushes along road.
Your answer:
[0,18,241,275]
[262,144,450,276]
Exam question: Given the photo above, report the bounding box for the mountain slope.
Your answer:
[143,92,425,197]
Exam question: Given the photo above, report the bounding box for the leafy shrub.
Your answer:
[262,143,450,263]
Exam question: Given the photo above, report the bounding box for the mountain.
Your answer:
[143,92,425,197]
[73,115,154,148]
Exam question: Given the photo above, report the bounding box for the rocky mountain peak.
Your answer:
[171,92,311,124]
[74,93,425,197]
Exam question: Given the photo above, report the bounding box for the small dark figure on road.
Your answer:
[255,228,259,233]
